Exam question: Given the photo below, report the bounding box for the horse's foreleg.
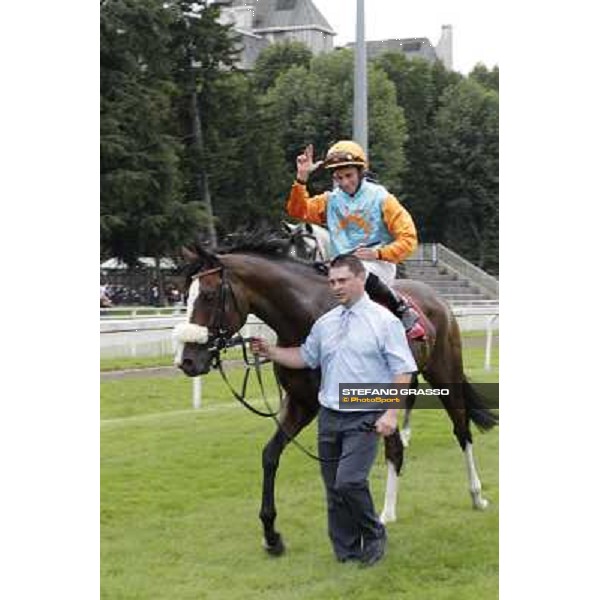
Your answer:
[259,428,288,555]
[258,396,318,556]
[380,430,403,524]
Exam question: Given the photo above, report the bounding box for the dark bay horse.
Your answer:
[173,236,498,556]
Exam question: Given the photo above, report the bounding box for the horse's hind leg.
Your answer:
[462,429,488,510]
[425,364,490,511]
[380,430,403,524]
[259,395,317,555]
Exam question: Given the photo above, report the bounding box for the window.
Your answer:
[402,41,423,52]
[276,0,297,10]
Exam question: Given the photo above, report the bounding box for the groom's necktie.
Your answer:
[335,308,352,347]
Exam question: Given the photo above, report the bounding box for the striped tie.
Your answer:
[336,308,352,346]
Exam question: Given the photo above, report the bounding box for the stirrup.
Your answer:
[397,306,419,329]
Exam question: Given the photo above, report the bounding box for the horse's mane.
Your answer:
[216,227,295,258]
[183,227,326,281]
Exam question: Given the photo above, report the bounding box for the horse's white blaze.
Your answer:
[173,278,204,366]
[464,442,489,510]
[379,460,398,524]
[186,278,200,319]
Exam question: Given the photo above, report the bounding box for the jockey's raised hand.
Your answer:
[296,144,323,183]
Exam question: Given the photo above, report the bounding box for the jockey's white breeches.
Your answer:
[361,259,396,285]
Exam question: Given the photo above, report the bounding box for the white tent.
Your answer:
[100,257,178,270]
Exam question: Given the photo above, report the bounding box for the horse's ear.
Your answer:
[281,221,294,234]
[181,245,199,263]
[305,223,314,234]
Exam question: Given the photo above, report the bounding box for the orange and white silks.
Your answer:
[286,180,417,264]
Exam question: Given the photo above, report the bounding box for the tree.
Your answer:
[430,79,499,272]
[199,72,289,234]
[469,63,499,92]
[102,0,248,301]
[253,40,313,93]
[376,53,463,241]
[101,0,204,275]
[167,0,241,247]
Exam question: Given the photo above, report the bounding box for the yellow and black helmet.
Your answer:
[323,140,368,170]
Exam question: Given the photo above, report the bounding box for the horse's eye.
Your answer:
[202,290,217,302]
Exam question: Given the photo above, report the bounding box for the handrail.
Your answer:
[405,243,438,263]
[100,305,186,319]
[100,309,498,334]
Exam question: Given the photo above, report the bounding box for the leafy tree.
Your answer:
[376,53,463,241]
[101,0,204,276]
[430,79,499,272]
[200,72,289,234]
[166,0,241,247]
[101,0,244,300]
[469,63,499,92]
[253,40,313,93]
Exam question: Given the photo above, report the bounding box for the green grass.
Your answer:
[101,355,175,372]
[101,347,498,599]
[101,348,246,372]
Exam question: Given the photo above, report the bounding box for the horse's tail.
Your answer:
[464,378,499,432]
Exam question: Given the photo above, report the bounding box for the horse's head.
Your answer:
[173,243,249,377]
[282,221,330,262]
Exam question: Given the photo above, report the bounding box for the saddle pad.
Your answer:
[397,293,431,341]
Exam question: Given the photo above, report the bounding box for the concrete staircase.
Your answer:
[401,244,498,307]
[402,261,491,305]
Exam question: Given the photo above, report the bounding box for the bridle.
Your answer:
[187,265,281,418]
[190,266,239,355]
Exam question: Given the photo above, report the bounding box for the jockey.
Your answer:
[287,140,424,337]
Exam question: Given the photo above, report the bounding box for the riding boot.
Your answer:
[365,272,421,333]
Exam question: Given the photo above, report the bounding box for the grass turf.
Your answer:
[101,346,498,599]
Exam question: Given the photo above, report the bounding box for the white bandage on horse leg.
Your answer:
[379,460,398,524]
[464,442,489,510]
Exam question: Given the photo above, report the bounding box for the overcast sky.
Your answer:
[312,0,500,74]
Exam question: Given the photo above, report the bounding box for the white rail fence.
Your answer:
[101,308,498,409]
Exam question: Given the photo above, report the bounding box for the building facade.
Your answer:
[217,1,453,71]
[346,25,453,70]
[217,0,335,69]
